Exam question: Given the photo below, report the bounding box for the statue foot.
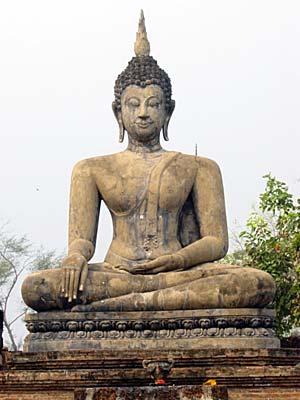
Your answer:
[71,293,148,312]
[71,304,93,312]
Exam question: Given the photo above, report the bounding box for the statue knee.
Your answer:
[240,267,276,307]
[256,269,276,297]
[22,271,60,311]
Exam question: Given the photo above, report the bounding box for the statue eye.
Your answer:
[127,98,140,107]
[148,99,160,108]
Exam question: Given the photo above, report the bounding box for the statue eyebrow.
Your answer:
[146,96,161,102]
[125,96,140,102]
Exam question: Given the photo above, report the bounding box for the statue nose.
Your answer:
[138,104,149,118]
[139,114,149,120]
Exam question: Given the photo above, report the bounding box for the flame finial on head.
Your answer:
[134,10,150,57]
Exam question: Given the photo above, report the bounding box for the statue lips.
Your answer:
[135,117,154,129]
[135,121,153,129]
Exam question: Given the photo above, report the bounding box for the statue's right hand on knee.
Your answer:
[61,253,88,303]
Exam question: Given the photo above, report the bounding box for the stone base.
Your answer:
[24,308,280,352]
[1,348,300,399]
[74,386,228,400]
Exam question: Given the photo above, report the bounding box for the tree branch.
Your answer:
[0,250,18,277]
[3,315,18,351]
[7,310,26,327]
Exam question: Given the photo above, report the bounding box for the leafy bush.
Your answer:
[240,174,300,335]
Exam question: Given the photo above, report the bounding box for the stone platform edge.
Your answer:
[23,308,280,351]
[2,348,300,387]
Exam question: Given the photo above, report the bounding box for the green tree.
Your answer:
[234,175,300,335]
[0,227,62,350]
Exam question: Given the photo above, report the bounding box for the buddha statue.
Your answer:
[22,11,276,314]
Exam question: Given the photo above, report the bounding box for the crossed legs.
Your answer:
[22,262,276,312]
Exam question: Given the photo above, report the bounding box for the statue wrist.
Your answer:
[68,239,94,261]
[174,253,186,269]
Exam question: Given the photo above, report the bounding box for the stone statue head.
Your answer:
[112,11,175,143]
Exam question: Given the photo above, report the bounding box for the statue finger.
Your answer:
[65,268,70,298]
[115,265,130,272]
[128,261,161,273]
[129,268,144,274]
[150,266,168,274]
[152,262,178,274]
[61,268,66,294]
[131,263,151,271]
[142,259,164,270]
[73,270,80,300]
[137,266,163,274]
[79,262,88,291]
[68,270,75,302]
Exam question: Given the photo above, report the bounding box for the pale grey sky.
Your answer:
[1,1,300,342]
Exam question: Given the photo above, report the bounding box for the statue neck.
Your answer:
[127,135,163,153]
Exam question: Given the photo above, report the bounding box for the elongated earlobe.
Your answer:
[112,101,125,143]
[163,100,175,141]
[119,125,125,143]
[162,124,169,141]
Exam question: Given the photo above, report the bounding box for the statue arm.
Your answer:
[68,160,101,261]
[60,160,101,302]
[177,157,228,267]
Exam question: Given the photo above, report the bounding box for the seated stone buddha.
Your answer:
[22,12,276,313]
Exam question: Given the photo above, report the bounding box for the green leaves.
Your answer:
[240,174,300,335]
[260,174,294,214]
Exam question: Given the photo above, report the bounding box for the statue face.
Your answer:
[120,85,167,142]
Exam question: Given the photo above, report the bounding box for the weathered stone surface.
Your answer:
[23,309,280,352]
[0,394,73,400]
[21,12,276,317]
[74,385,228,400]
[229,389,300,400]
[1,348,300,391]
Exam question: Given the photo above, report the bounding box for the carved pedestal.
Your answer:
[24,308,280,352]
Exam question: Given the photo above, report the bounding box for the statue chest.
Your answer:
[97,154,197,216]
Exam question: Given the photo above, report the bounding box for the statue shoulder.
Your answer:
[178,153,221,175]
[196,155,222,178]
[193,155,224,189]
[72,153,121,176]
